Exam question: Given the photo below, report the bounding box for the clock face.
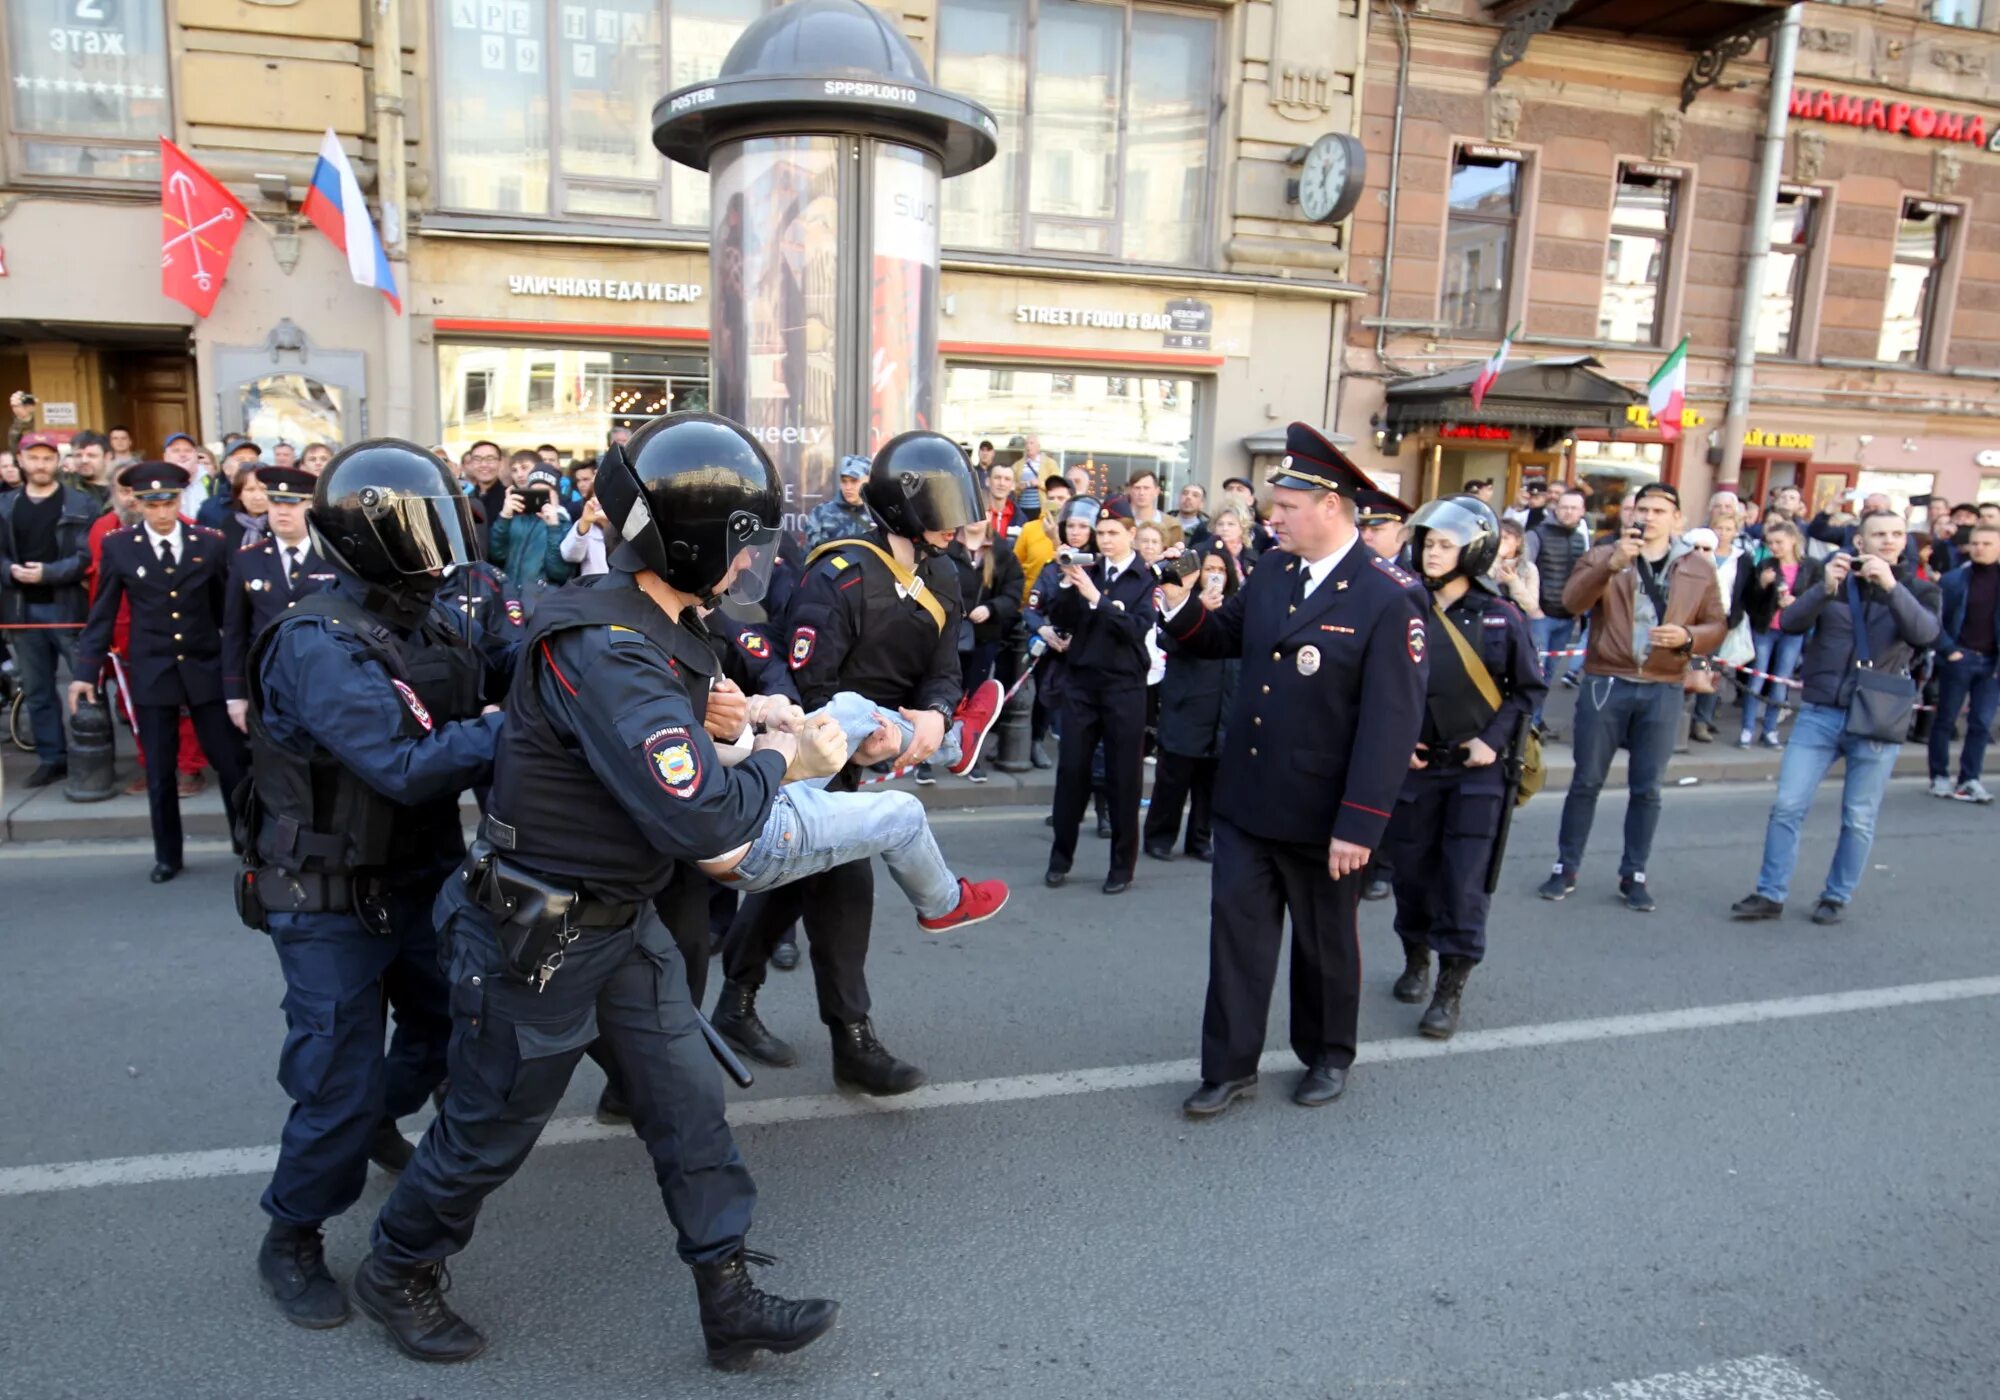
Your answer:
[1298,133,1363,224]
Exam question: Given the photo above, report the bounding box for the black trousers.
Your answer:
[1049,682,1147,880]
[1201,816,1361,1084]
[720,857,873,1026]
[1380,774,1504,963]
[1143,750,1216,853]
[136,698,246,867]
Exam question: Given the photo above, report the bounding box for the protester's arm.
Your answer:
[1559,544,1617,616]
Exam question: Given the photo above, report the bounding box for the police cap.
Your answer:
[119,461,192,498]
[1355,489,1413,527]
[1267,422,1377,499]
[254,465,316,502]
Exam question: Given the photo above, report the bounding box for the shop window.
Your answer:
[1931,0,1983,26]
[1571,437,1665,523]
[434,0,765,223]
[939,362,1199,488]
[1599,166,1679,346]
[1443,148,1523,340]
[1879,199,1955,366]
[4,0,171,181]
[440,343,708,460]
[936,0,1218,266]
[1755,189,1819,358]
[1978,477,2000,507]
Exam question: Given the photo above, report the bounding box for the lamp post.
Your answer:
[653,0,995,534]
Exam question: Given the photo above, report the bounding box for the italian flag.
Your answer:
[1647,337,1690,441]
[1469,323,1518,412]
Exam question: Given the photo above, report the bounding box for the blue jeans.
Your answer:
[1743,628,1805,740]
[1528,616,1580,721]
[813,690,963,787]
[725,783,962,920]
[1929,650,1999,783]
[1556,675,1682,877]
[1755,703,1900,905]
[10,599,78,763]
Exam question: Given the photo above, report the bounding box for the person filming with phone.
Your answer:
[490,457,576,608]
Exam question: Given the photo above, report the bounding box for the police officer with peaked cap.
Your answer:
[1154,423,1430,1118]
[69,461,249,882]
[711,430,978,1096]
[358,412,839,1368]
[1380,494,1544,1039]
[222,465,339,720]
[237,440,516,1330]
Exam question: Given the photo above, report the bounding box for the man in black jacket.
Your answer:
[0,432,100,785]
[1731,511,1941,926]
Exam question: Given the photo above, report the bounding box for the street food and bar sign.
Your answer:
[1440,423,1512,440]
[505,274,704,303]
[1743,427,1815,451]
[1789,88,1998,152]
[1015,297,1214,350]
[1626,404,1706,431]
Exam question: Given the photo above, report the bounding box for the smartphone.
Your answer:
[521,485,550,512]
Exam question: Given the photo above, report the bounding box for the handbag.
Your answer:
[1718,617,1755,669]
[1842,579,1916,743]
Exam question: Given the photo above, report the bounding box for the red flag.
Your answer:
[159,137,246,318]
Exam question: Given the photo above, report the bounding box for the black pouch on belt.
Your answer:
[464,841,579,983]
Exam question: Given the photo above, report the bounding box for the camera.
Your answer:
[520,485,551,512]
[1056,547,1098,568]
[17,393,35,406]
[1151,550,1202,584]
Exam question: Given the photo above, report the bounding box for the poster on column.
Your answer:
[710,137,843,539]
[868,145,941,457]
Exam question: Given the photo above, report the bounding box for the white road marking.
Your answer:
[1537,1354,1839,1399]
[1,975,1996,1199]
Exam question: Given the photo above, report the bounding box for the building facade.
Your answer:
[2,0,1381,512]
[1339,0,2000,523]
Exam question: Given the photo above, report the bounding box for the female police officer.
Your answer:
[1380,494,1545,1039]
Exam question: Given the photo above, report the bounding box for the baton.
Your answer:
[1484,711,1530,896]
[696,1008,755,1089]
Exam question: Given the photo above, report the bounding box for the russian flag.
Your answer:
[301,129,400,313]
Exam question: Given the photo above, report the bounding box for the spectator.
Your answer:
[565,458,598,521]
[0,451,20,494]
[1118,469,1181,548]
[1689,496,1754,743]
[1145,546,1238,863]
[107,426,139,470]
[460,440,508,547]
[300,442,334,475]
[159,433,204,517]
[536,442,561,467]
[1738,519,1817,748]
[0,432,100,786]
[558,490,612,578]
[197,441,262,529]
[1208,503,1257,584]
[7,390,36,456]
[1066,462,1094,498]
[1980,502,2000,527]
[1521,489,1592,717]
[983,460,1021,541]
[1465,478,1496,506]
[1491,518,1541,618]
[607,424,633,455]
[1929,521,1999,803]
[1731,511,1942,924]
[1012,474,1072,607]
[804,456,873,548]
[60,430,114,506]
[939,516,1023,783]
[1810,490,1922,574]
[1022,494,1096,770]
[491,462,576,603]
[270,441,297,469]
[1175,482,1210,547]
[1018,432,1047,486]
[1538,482,1725,911]
[216,468,271,555]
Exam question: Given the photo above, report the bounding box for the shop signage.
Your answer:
[1625,404,1705,430]
[1743,427,1815,451]
[1462,144,1524,163]
[1623,162,1684,181]
[1974,449,2000,468]
[1439,423,1511,441]
[40,401,78,427]
[1789,88,1997,153]
[1015,296,1214,351]
[505,274,703,303]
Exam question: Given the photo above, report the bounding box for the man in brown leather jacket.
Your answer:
[1536,482,1725,911]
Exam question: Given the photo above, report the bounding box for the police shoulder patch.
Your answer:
[391,679,434,732]
[739,629,771,659]
[1371,554,1418,589]
[1406,617,1427,664]
[503,598,525,626]
[789,626,817,670]
[643,725,702,798]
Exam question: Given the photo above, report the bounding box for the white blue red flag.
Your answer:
[300,129,400,313]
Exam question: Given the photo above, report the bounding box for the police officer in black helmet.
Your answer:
[712,430,977,1096]
[240,440,516,1330]
[358,412,839,1369]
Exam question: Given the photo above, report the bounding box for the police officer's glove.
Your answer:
[785,714,850,783]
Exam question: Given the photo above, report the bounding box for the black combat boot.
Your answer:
[1391,943,1430,1004]
[368,1116,413,1173]
[710,979,798,1068]
[257,1220,350,1328]
[693,1249,840,1368]
[830,1019,926,1096]
[1418,956,1475,1041]
[351,1253,487,1363]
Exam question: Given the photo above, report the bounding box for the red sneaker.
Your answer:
[917,877,1010,933]
[947,678,1005,777]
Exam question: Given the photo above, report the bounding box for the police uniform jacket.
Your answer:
[1406,585,1546,798]
[1044,553,1158,689]
[1162,542,1428,850]
[222,536,339,701]
[75,521,231,707]
[715,619,800,703]
[786,531,963,719]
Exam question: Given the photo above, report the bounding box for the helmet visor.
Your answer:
[720,511,784,605]
[371,491,481,574]
[1407,497,1494,548]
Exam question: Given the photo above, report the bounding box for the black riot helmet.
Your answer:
[596,411,785,605]
[310,440,481,602]
[1408,494,1502,591]
[865,431,980,550]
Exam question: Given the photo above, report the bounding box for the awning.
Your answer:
[1382,355,1643,437]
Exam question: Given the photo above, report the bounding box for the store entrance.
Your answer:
[0,322,195,455]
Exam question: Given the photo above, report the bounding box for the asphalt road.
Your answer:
[1,778,1995,1400]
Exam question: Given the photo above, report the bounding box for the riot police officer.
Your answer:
[712,431,977,1096]
[1380,495,1545,1039]
[239,441,514,1329]
[359,412,838,1368]
[1155,424,1429,1119]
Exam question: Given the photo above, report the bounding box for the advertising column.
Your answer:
[868,144,942,456]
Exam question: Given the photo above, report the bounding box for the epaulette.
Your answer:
[191,524,222,538]
[1370,554,1418,589]
[237,537,269,553]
